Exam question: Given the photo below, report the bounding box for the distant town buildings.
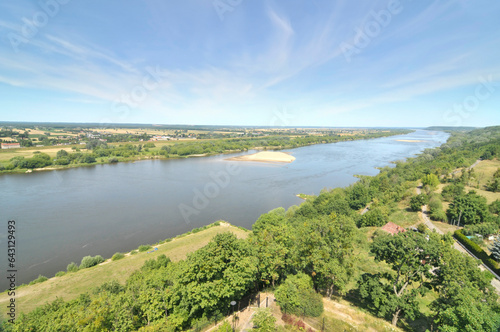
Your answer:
[1,142,21,149]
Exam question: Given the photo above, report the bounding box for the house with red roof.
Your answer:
[381,222,407,236]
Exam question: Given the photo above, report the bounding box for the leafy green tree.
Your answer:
[490,238,500,261]
[275,273,323,317]
[487,178,500,192]
[431,249,500,331]
[292,214,357,296]
[348,183,371,210]
[447,191,490,225]
[410,194,428,212]
[490,200,500,215]
[173,233,258,327]
[422,173,440,188]
[252,309,277,332]
[56,149,69,158]
[250,208,291,287]
[359,231,447,326]
[359,208,387,227]
[441,183,464,201]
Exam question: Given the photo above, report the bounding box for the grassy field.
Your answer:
[0,223,248,318]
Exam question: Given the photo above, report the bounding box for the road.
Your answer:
[415,165,500,294]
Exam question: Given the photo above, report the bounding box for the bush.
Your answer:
[79,255,104,269]
[55,271,66,277]
[252,309,277,331]
[67,262,79,272]
[29,275,48,285]
[358,208,387,227]
[454,229,500,274]
[108,157,119,163]
[138,245,152,252]
[275,273,324,318]
[430,209,448,222]
[441,183,465,201]
[490,200,500,215]
[130,250,138,255]
[410,194,428,212]
[111,252,125,261]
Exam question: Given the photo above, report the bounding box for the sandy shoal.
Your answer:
[226,151,295,163]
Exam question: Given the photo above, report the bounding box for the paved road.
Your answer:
[415,167,500,294]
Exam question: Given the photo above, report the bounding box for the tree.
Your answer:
[431,248,500,331]
[359,231,447,326]
[447,191,490,225]
[410,194,428,212]
[291,214,357,296]
[275,273,323,317]
[252,309,277,332]
[250,208,291,287]
[173,233,258,326]
[359,207,387,227]
[56,149,69,159]
[422,173,440,188]
[490,238,500,261]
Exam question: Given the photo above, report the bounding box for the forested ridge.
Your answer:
[3,126,500,331]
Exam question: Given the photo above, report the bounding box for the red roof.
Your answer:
[381,222,407,236]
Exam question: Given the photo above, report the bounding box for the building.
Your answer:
[381,222,407,236]
[1,142,21,149]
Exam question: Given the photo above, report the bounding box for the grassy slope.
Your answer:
[0,223,248,318]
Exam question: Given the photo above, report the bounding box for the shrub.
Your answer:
[138,245,152,252]
[490,200,500,215]
[67,262,79,272]
[417,223,427,233]
[29,275,48,285]
[111,252,125,261]
[275,273,324,318]
[55,271,66,277]
[130,250,138,255]
[430,209,448,222]
[454,229,500,274]
[441,183,465,201]
[410,194,428,212]
[108,157,119,163]
[252,309,276,331]
[79,255,104,269]
[358,208,387,227]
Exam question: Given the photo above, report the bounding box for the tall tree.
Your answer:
[359,231,448,326]
[431,249,500,331]
[292,213,357,296]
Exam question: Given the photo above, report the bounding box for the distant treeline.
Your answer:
[0,130,409,172]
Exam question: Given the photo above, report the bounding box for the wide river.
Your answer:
[0,129,449,290]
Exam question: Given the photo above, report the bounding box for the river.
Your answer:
[0,129,449,290]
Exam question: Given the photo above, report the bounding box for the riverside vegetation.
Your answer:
[0,128,408,173]
[2,126,500,331]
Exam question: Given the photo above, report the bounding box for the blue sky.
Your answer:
[0,0,499,127]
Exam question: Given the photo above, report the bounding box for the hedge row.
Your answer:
[453,229,500,275]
